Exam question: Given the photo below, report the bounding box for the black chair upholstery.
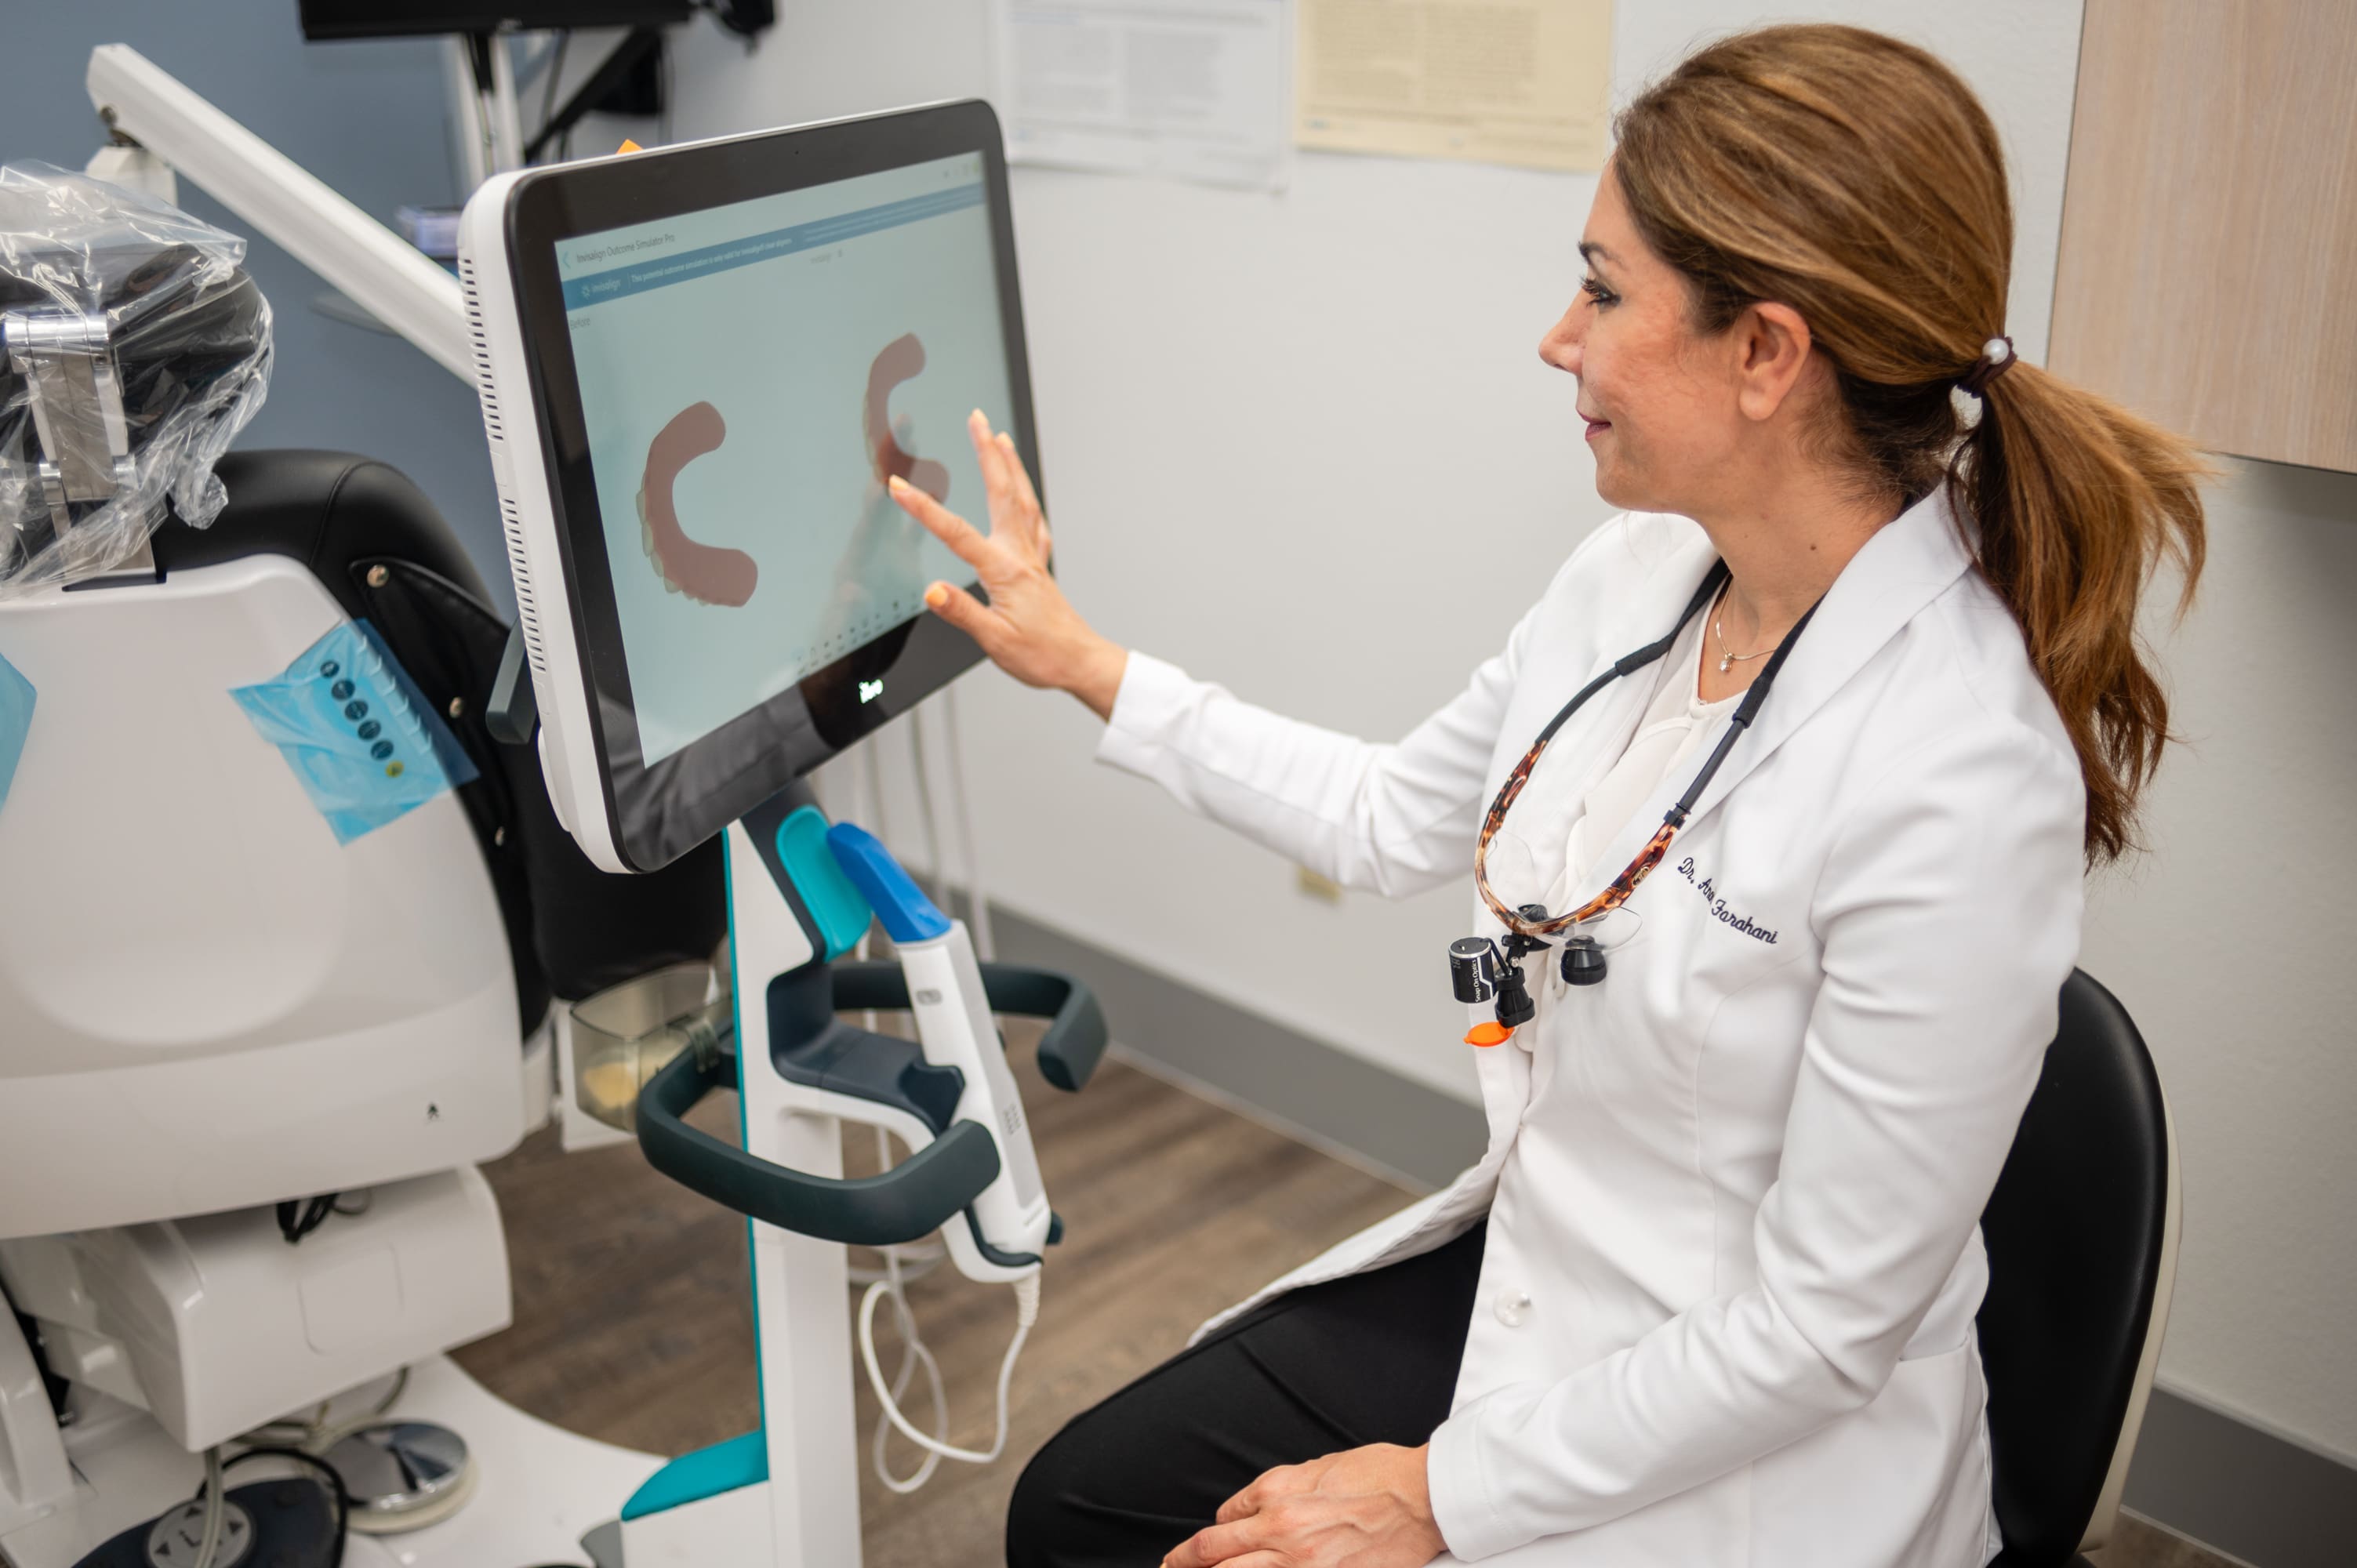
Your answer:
[154,449,726,1027]
[1979,970,2170,1567]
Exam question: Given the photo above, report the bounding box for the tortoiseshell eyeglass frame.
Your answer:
[1471,562,1820,944]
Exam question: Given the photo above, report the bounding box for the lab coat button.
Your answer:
[1494,1288,1532,1327]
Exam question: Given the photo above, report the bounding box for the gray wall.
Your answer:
[4,1,512,611]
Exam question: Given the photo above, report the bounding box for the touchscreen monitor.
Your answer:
[462,102,1037,873]
[557,150,1009,768]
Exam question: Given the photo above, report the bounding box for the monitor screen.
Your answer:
[484,101,1037,872]
[554,152,1012,767]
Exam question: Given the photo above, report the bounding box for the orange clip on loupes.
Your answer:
[1464,1021,1514,1048]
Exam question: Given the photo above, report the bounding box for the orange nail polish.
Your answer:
[924,583,948,609]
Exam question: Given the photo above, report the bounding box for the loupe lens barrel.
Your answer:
[1448,937,1498,1004]
[1560,935,1608,987]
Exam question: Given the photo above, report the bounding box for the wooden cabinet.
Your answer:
[2050,1,2357,473]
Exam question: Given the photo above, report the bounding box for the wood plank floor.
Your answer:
[455,1023,2230,1568]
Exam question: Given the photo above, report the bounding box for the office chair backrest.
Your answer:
[1978,969,2179,1566]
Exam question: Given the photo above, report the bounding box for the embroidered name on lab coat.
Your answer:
[1676,856,1779,945]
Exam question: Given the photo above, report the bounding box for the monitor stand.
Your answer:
[610,781,863,1564]
[609,782,1106,1566]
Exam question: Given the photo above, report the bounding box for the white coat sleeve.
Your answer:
[1092,583,1566,901]
[1425,717,2086,1559]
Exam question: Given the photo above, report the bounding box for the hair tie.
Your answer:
[1956,336,2016,398]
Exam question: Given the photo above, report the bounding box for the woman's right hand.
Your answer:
[888,410,1129,720]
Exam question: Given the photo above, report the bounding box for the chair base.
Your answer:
[0,1356,659,1568]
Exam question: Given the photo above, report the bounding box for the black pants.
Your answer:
[1007,1225,1487,1567]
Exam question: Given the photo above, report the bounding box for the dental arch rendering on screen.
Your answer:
[634,331,950,608]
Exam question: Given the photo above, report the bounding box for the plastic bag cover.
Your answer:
[232,619,478,845]
[0,161,272,599]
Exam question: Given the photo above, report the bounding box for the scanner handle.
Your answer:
[830,960,1109,1094]
[637,1043,1004,1247]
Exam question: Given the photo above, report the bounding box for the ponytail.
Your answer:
[1954,366,2208,862]
[1615,23,2210,865]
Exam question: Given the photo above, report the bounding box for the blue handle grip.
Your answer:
[826,822,953,943]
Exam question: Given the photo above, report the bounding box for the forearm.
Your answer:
[1068,637,1129,723]
[1095,652,1490,897]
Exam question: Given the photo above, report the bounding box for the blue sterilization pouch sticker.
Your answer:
[231,619,478,844]
[0,645,31,816]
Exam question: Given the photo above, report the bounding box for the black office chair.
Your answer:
[1979,970,2181,1566]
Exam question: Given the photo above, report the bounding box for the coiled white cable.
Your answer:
[865,1232,947,1494]
[837,699,1030,1479]
[859,1269,1040,1473]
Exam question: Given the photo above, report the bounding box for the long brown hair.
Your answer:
[1613,24,2206,864]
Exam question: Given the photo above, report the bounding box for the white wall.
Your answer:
[666,1,2357,1465]
[2079,458,2357,1463]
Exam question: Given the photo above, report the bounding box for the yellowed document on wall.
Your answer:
[1295,0,1613,172]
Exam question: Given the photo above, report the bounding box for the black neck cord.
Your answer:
[1522,562,1731,754]
[1514,559,1821,843]
[1667,590,1821,826]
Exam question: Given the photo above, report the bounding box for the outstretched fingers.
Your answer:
[995,430,1051,558]
[968,408,1015,528]
[921,579,1002,647]
[889,476,1000,573]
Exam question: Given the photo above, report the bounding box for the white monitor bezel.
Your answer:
[457,101,1036,873]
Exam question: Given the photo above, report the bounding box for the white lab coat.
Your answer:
[1094,489,2086,1567]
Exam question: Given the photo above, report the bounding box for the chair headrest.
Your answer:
[0,162,272,598]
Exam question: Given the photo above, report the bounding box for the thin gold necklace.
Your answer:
[1712,586,1774,675]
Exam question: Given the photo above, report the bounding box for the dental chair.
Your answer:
[0,445,722,1567]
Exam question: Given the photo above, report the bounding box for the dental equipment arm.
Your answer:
[85,44,471,382]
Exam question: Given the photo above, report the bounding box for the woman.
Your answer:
[890,24,2204,1568]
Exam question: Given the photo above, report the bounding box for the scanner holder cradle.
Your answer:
[612,779,1108,1560]
[633,782,1107,1268]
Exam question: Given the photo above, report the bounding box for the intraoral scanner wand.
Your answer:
[828,822,1054,1276]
